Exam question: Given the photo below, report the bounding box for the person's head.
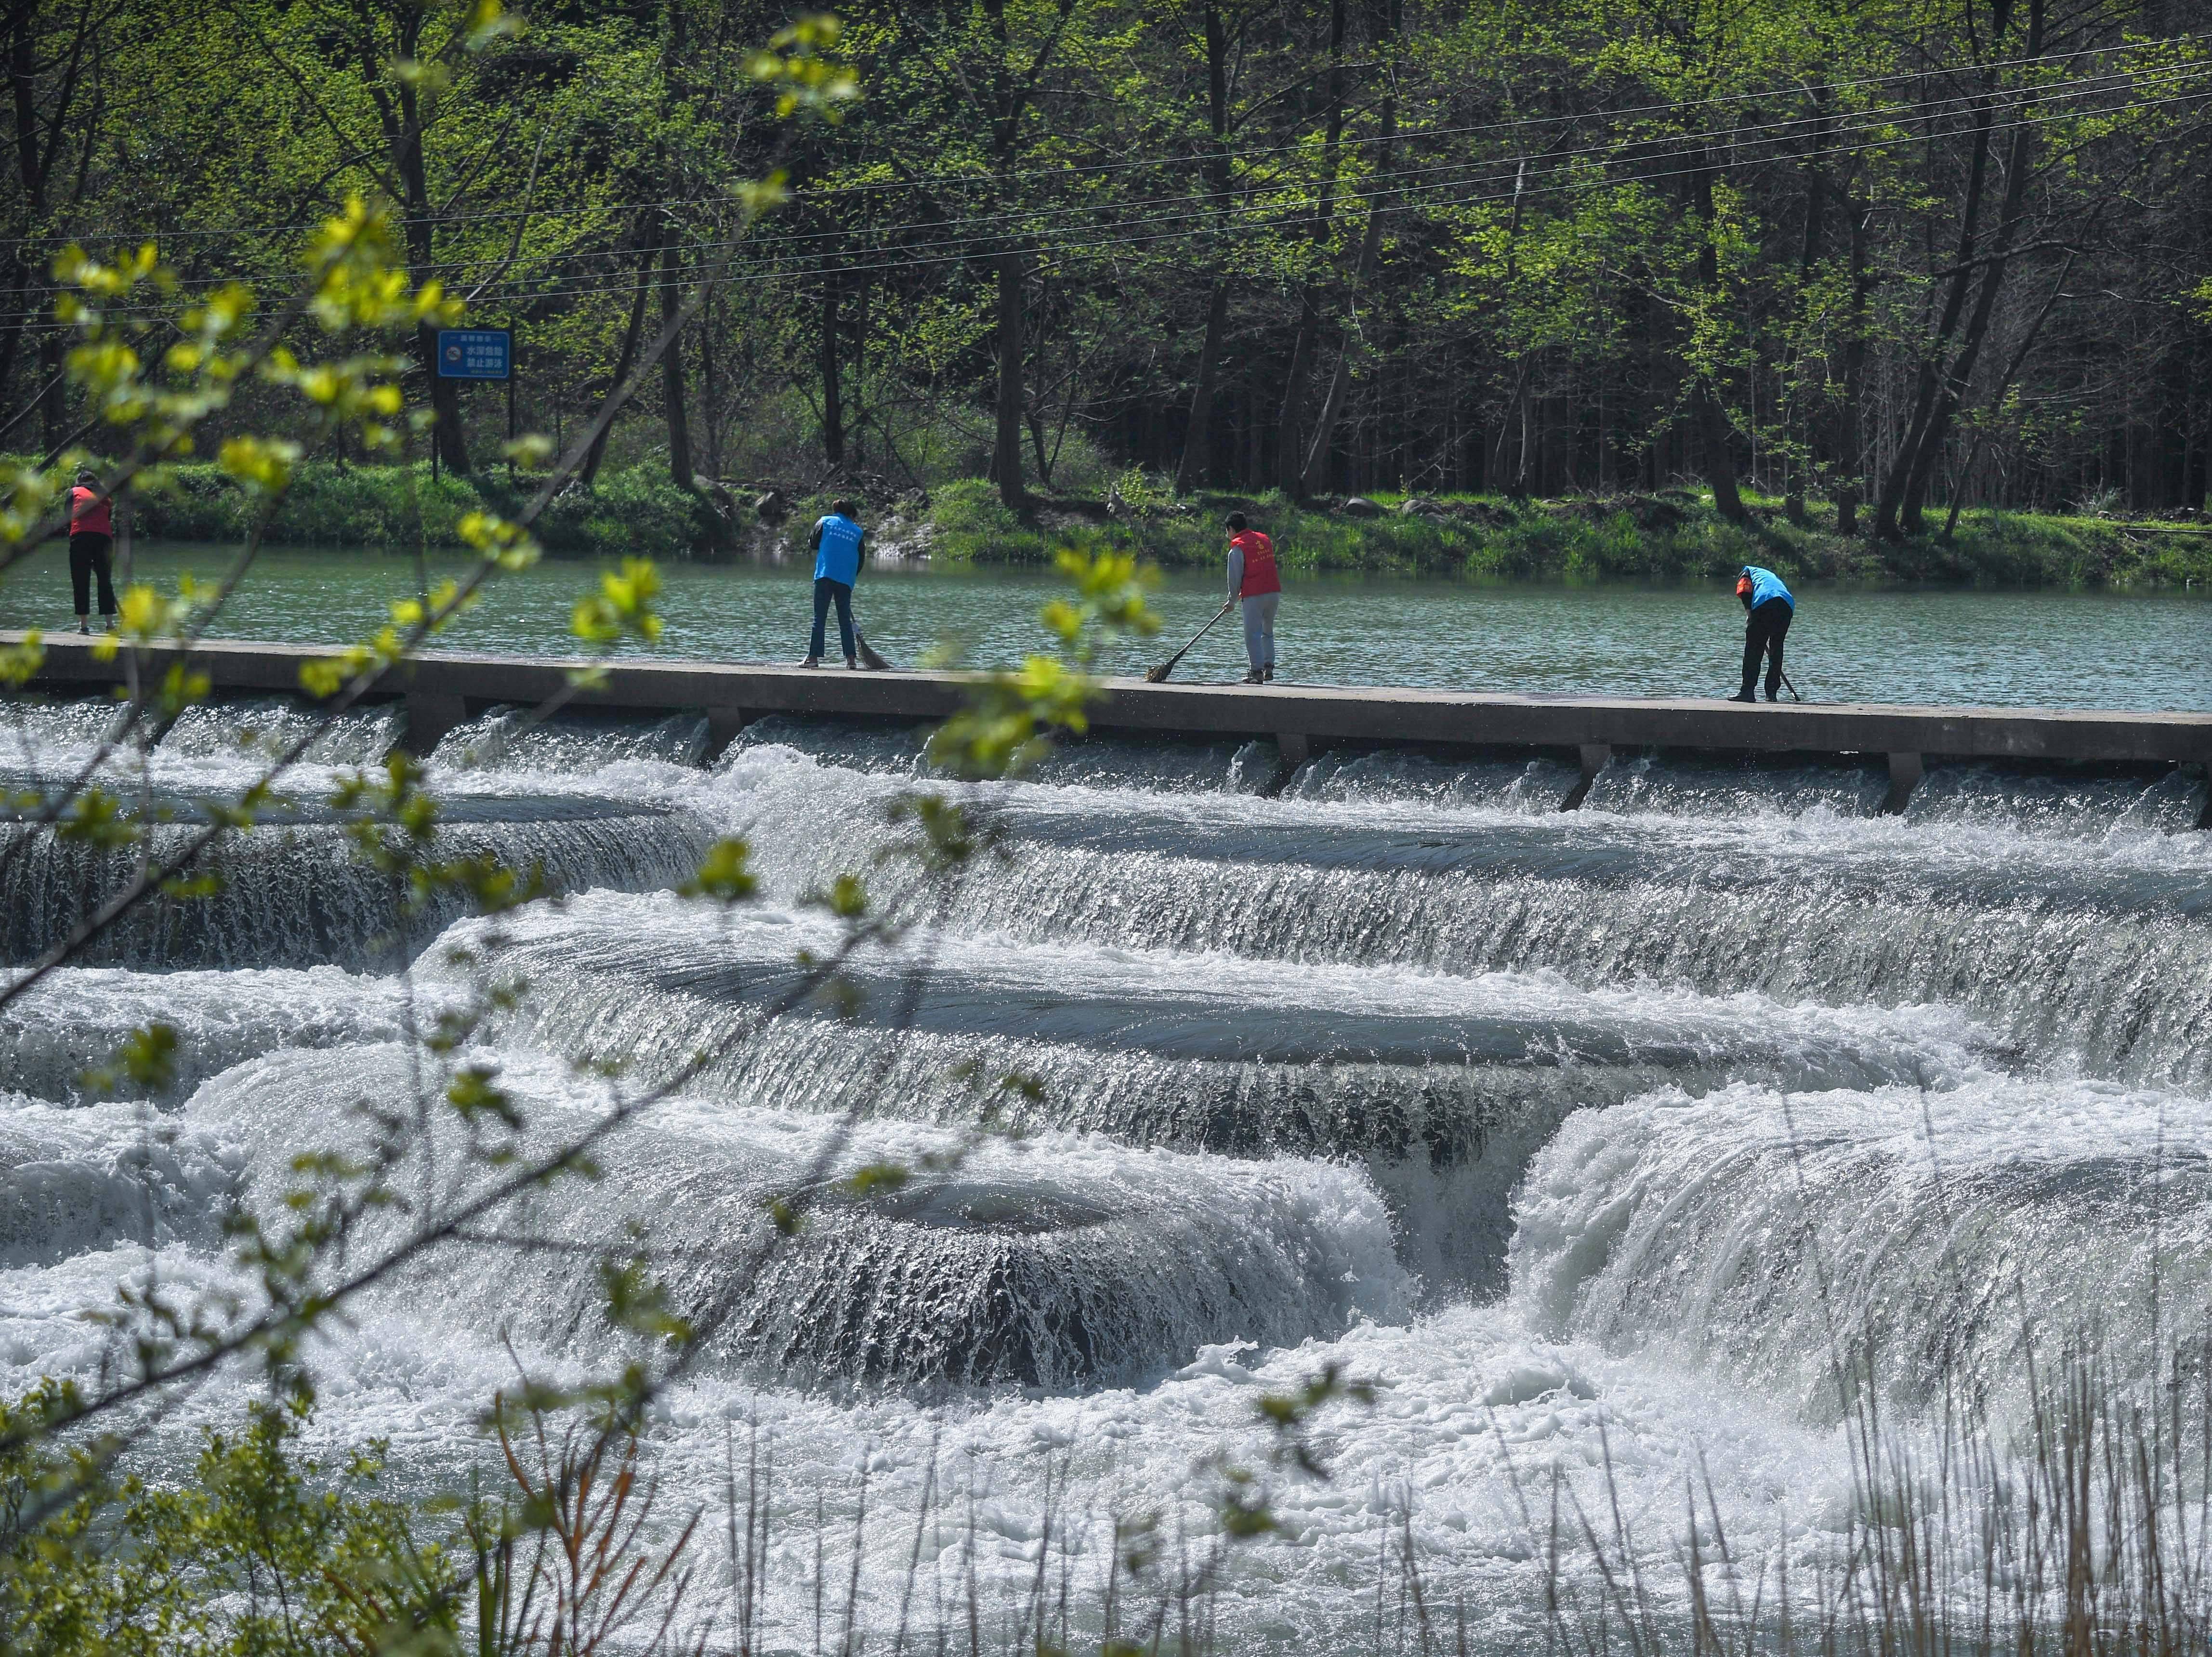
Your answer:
[831,497,857,519]
[74,468,97,489]
[1225,512,1248,533]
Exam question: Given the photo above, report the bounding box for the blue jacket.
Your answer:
[812,514,865,585]
[1741,565,1793,610]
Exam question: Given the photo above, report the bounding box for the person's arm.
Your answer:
[809,517,824,552]
[1226,544,1244,598]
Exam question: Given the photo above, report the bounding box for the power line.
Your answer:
[12,55,2201,306]
[2,31,2201,251]
[36,82,2203,326]
[362,71,2212,302]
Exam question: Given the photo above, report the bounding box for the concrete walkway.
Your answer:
[13,633,2212,820]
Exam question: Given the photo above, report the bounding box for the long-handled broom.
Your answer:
[1145,599,1236,684]
[855,631,893,671]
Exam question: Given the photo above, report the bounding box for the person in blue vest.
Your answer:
[803,498,867,669]
[1731,564,1794,702]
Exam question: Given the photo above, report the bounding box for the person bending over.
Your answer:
[67,468,117,634]
[802,497,866,669]
[1732,563,1793,702]
[1225,512,1280,684]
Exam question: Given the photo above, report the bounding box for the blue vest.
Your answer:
[814,515,864,585]
[1742,565,1793,610]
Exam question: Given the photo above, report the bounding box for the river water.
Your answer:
[2,557,2211,1648]
[2,541,2208,707]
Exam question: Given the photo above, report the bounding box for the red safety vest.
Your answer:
[69,486,111,537]
[1231,529,1279,596]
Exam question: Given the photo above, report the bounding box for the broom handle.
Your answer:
[1160,599,1236,672]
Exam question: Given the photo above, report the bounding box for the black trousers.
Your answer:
[1741,598,1791,698]
[69,531,116,618]
[810,576,855,660]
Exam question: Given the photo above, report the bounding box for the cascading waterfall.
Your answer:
[713,747,2212,1087]
[3,694,2210,1651]
[1,964,408,1102]
[192,1045,1410,1388]
[1510,1077,2212,1417]
[0,791,718,967]
[439,893,1993,1291]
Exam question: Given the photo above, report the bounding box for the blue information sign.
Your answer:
[436,328,511,380]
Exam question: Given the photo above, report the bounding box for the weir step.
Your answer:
[12,634,2212,792]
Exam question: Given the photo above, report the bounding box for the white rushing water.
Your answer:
[1,695,2208,1649]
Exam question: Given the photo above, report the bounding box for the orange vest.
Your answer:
[1231,530,1279,596]
[69,486,112,537]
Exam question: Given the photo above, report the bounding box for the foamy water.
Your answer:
[1,695,2207,1649]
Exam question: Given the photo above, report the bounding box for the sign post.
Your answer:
[434,328,514,482]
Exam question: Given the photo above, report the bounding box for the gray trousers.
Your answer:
[1240,592,1278,669]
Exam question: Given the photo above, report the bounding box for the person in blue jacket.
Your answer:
[1731,564,1794,702]
[803,498,866,668]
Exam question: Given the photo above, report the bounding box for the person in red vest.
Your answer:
[1224,512,1280,684]
[66,468,117,634]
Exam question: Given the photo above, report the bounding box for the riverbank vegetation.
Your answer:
[66,455,2212,590]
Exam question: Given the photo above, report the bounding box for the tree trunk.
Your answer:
[1898,0,2043,533]
[1275,0,1347,500]
[1174,0,1234,496]
[818,248,843,467]
[1301,198,1384,495]
[1784,93,1830,526]
[37,330,61,453]
[1835,192,1872,536]
[993,248,1025,508]
[584,235,656,487]
[701,288,723,479]
[1276,296,1320,497]
[1688,162,1748,524]
[1300,0,1396,499]
[1176,279,1228,494]
[1874,8,2014,539]
[660,222,694,490]
[385,72,469,474]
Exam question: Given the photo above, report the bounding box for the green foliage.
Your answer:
[0,1395,446,1657]
[93,461,729,560]
[903,483,2212,590]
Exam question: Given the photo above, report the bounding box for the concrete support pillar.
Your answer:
[1276,732,1311,768]
[1560,743,1611,811]
[703,707,749,764]
[2195,766,2212,831]
[400,691,468,756]
[1883,750,1923,815]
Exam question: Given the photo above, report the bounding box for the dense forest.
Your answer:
[5,0,2211,535]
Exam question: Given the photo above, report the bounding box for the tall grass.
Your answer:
[454,1318,2207,1657]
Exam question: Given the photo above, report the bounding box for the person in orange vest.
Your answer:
[66,468,117,634]
[1224,512,1280,684]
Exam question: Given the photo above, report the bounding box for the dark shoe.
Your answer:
[844,657,858,670]
[1728,690,1756,703]
[1263,664,1275,682]
[1240,669,1265,685]
[1764,689,1780,702]
[798,656,820,669]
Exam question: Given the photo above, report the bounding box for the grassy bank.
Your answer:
[103,459,735,559]
[50,460,2212,589]
[903,478,2212,590]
